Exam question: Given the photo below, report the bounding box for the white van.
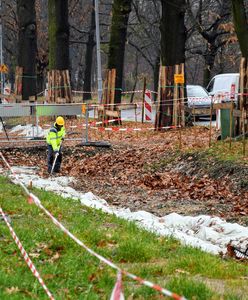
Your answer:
[206,73,240,101]
[206,73,240,129]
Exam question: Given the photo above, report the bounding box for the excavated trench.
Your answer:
[0,143,248,225]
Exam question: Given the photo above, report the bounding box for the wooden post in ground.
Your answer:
[242,107,246,156]
[173,65,179,126]
[239,58,245,133]
[100,69,117,126]
[156,64,186,131]
[135,103,138,137]
[229,100,234,149]
[155,66,174,131]
[209,102,213,148]
[47,70,72,103]
[179,125,182,149]
[180,63,185,127]
[193,104,197,142]
[14,66,23,102]
[173,64,185,127]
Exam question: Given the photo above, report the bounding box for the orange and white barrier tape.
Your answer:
[0,152,186,300]
[86,118,121,127]
[0,207,55,300]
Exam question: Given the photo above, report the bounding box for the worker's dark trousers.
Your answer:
[47,145,62,173]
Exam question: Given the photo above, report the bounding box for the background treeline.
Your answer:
[1,0,246,96]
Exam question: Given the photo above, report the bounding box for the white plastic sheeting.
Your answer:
[1,166,247,257]
[10,124,48,137]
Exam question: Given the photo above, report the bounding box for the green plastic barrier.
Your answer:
[220,108,235,140]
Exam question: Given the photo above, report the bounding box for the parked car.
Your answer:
[186,85,213,120]
[206,73,240,102]
[187,84,212,107]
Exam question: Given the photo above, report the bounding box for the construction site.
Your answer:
[1,0,248,299]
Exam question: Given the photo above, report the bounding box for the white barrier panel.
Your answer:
[0,103,84,117]
[0,104,31,117]
[36,104,83,116]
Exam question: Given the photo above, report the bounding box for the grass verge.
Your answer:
[0,176,247,299]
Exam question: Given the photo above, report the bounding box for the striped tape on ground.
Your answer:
[0,152,186,300]
[0,207,55,300]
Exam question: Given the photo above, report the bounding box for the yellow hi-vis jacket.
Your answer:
[46,124,65,151]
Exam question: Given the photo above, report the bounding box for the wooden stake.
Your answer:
[242,107,246,156]
[229,100,233,149]
[179,126,182,150]
[173,65,179,126]
[142,77,146,123]
[111,69,116,109]
[135,103,138,137]
[180,63,185,127]
[239,58,245,132]
[209,102,213,148]
[193,105,197,142]
[155,66,163,129]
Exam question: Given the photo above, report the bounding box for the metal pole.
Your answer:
[94,0,103,103]
[0,0,4,95]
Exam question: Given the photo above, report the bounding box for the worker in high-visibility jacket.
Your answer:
[46,116,66,174]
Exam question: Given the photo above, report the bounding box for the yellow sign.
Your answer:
[0,64,8,73]
[174,74,185,84]
[82,104,86,114]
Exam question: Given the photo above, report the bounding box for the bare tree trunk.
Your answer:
[108,0,132,104]
[48,0,71,102]
[231,0,248,57]
[17,0,37,101]
[156,0,186,127]
[83,1,95,101]
[231,0,248,133]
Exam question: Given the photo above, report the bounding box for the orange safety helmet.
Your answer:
[56,116,65,126]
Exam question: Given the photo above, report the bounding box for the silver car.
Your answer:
[187,85,212,108]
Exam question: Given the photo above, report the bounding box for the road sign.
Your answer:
[174,73,185,84]
[0,64,8,73]
[82,104,86,114]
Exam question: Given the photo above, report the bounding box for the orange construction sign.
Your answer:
[0,64,8,73]
[174,73,185,84]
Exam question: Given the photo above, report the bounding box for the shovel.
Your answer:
[50,141,63,176]
[50,152,59,176]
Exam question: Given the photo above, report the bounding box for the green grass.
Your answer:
[0,176,247,299]
[204,140,248,163]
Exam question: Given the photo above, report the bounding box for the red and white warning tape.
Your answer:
[72,90,97,94]
[0,152,186,300]
[110,272,124,300]
[0,207,55,300]
[90,125,179,132]
[86,118,121,127]
[121,89,143,94]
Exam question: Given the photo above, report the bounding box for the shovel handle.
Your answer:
[50,152,59,175]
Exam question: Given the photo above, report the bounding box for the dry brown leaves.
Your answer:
[0,124,247,222]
